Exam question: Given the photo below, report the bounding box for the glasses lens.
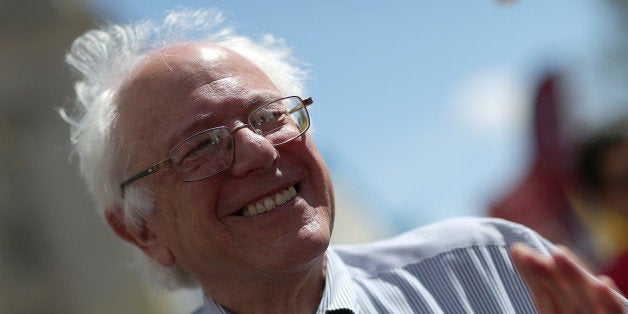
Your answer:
[249,96,310,145]
[170,127,233,181]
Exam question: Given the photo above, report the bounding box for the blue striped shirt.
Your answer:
[197,217,628,313]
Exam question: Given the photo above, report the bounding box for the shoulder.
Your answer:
[324,217,547,312]
[329,216,554,276]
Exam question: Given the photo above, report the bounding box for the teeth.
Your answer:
[255,203,265,214]
[263,198,274,211]
[274,193,286,206]
[241,186,297,216]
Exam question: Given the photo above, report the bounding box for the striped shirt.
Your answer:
[197,217,628,313]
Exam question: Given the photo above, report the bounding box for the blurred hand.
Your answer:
[510,242,626,313]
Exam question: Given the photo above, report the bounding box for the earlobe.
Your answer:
[104,207,176,267]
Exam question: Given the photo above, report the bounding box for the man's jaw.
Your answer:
[236,185,298,217]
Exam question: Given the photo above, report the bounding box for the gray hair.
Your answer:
[63,8,307,290]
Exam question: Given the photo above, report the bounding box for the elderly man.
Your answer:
[65,9,626,313]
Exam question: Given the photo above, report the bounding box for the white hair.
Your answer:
[63,8,307,290]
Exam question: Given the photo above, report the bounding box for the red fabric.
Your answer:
[489,73,578,246]
[605,251,628,296]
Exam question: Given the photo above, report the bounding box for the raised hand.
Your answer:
[510,243,626,313]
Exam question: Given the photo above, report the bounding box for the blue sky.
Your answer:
[83,0,618,232]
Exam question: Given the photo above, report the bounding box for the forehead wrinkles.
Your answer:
[191,77,243,104]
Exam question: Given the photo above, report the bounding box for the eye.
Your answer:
[181,132,226,161]
[253,109,286,126]
[184,139,215,159]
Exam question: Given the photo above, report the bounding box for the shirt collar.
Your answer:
[197,293,228,314]
[317,249,358,313]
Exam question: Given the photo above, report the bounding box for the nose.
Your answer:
[229,125,279,177]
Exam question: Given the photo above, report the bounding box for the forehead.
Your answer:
[115,43,279,156]
[119,43,274,107]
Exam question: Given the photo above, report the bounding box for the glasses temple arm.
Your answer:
[288,97,313,114]
[119,158,171,197]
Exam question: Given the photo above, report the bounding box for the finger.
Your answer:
[552,248,624,313]
[598,275,621,293]
[594,281,626,313]
[555,244,596,273]
[551,248,596,313]
[554,245,623,307]
[510,243,565,313]
[554,245,622,295]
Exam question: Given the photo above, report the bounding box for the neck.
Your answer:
[201,255,326,314]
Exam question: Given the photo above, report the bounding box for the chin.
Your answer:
[267,221,331,273]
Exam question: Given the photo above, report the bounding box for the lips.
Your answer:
[238,185,297,216]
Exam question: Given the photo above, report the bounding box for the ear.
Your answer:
[105,207,176,267]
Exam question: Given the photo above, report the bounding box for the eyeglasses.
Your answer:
[119,96,313,197]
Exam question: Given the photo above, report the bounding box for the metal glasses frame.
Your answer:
[118,96,313,197]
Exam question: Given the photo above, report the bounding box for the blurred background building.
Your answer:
[0,0,169,313]
[1,0,627,313]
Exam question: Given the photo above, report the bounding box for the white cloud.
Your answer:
[449,68,531,143]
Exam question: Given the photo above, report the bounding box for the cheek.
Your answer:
[303,141,333,190]
[169,178,225,218]
[300,139,335,211]
[153,181,223,246]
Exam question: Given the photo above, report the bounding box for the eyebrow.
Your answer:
[242,93,280,110]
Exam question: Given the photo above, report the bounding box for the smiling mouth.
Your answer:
[237,185,298,217]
